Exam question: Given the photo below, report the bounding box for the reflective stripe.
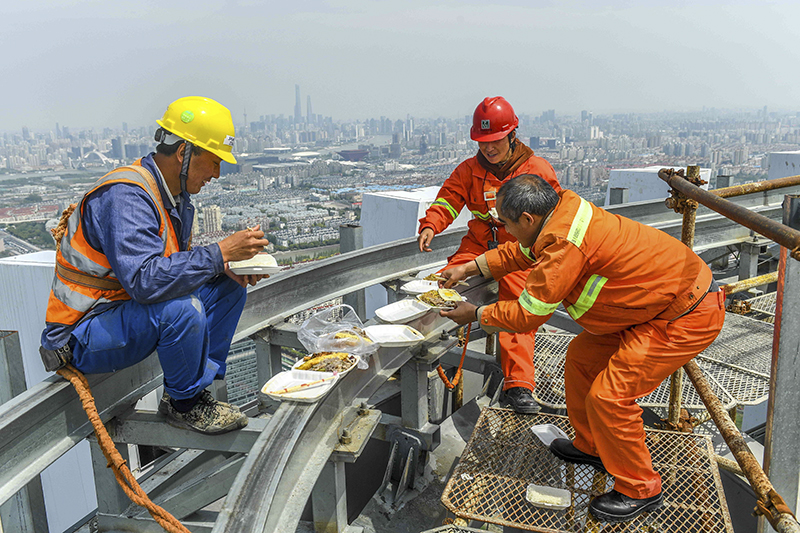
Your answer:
[519,243,533,261]
[432,198,458,219]
[518,289,561,316]
[470,209,492,221]
[566,274,608,320]
[567,198,593,247]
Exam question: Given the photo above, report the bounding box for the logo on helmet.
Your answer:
[180,111,195,124]
[481,119,490,130]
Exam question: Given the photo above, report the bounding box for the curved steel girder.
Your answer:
[233,227,468,343]
[213,344,417,533]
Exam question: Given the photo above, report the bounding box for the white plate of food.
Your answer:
[229,253,282,275]
[375,299,432,323]
[400,279,439,295]
[363,324,425,347]
[416,289,466,310]
[261,369,338,403]
[291,352,358,376]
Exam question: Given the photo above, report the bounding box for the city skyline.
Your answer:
[3,1,800,132]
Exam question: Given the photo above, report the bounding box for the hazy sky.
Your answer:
[3,0,800,132]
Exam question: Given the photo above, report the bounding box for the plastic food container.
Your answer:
[229,253,282,275]
[530,424,570,447]
[363,324,425,347]
[400,279,439,295]
[261,369,338,403]
[375,299,432,323]
[525,483,571,510]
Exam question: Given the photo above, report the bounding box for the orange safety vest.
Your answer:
[418,147,561,247]
[482,190,712,336]
[45,163,180,328]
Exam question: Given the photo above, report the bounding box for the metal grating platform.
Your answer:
[747,292,777,323]
[533,311,772,409]
[441,409,734,533]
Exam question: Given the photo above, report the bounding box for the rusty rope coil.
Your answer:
[664,168,707,214]
[437,324,471,390]
[57,364,191,533]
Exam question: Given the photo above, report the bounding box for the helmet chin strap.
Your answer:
[178,141,193,218]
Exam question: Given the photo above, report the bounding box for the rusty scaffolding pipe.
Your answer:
[658,168,800,261]
[684,361,800,532]
[667,165,701,427]
[713,174,800,199]
[721,272,779,296]
[661,167,800,531]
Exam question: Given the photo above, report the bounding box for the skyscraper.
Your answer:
[307,95,313,123]
[294,85,302,123]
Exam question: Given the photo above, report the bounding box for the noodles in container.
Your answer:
[417,288,465,309]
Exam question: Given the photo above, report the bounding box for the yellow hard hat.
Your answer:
[156,96,237,164]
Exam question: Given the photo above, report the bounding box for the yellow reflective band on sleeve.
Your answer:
[566,274,608,320]
[518,289,561,316]
[432,198,458,219]
[567,198,593,247]
[519,243,533,261]
[470,209,492,221]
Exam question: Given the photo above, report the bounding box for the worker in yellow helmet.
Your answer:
[40,97,269,434]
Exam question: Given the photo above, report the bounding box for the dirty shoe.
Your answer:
[159,390,247,435]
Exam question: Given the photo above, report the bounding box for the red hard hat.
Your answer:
[470,96,519,142]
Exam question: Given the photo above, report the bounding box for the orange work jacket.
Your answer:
[418,145,560,247]
[479,190,713,336]
[45,163,180,329]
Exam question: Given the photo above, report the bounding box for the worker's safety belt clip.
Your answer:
[39,345,73,372]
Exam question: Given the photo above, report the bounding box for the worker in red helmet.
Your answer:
[417,96,561,414]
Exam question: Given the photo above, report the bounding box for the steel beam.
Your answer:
[311,461,348,533]
[763,195,800,517]
[109,410,269,453]
[0,356,163,506]
[0,331,48,533]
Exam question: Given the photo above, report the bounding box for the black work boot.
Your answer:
[589,490,663,523]
[549,438,606,472]
[501,387,540,414]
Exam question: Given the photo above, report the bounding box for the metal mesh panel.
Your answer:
[695,313,771,406]
[747,291,777,318]
[533,312,772,409]
[441,409,733,533]
[533,335,737,411]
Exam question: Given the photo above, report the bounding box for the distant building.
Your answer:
[294,84,302,123]
[203,205,222,233]
[605,165,711,205]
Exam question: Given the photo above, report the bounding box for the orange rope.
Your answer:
[437,325,471,390]
[57,364,191,533]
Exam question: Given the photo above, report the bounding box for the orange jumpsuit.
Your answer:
[476,189,725,498]
[419,145,560,391]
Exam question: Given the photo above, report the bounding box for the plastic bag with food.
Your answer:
[297,304,376,369]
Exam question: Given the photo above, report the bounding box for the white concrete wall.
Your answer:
[605,166,712,205]
[0,252,97,532]
[360,186,470,315]
[768,151,800,181]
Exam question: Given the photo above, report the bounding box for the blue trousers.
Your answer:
[70,275,247,400]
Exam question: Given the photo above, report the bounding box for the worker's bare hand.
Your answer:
[218,224,271,262]
[225,266,269,288]
[440,301,477,325]
[418,228,435,252]
[439,264,469,288]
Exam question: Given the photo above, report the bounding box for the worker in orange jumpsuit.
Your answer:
[417,97,561,414]
[439,175,725,523]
